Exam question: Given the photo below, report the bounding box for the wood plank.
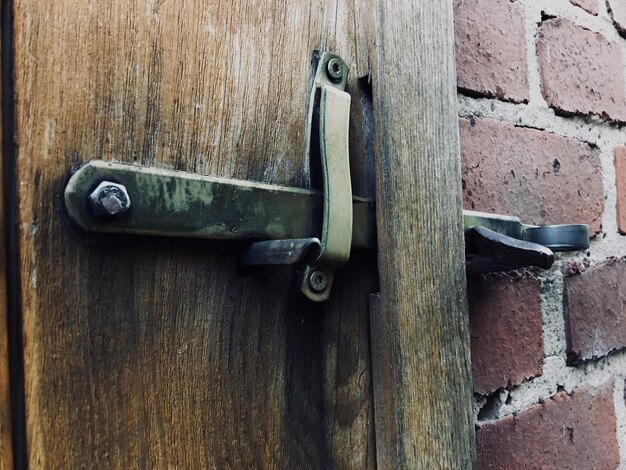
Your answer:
[13,1,376,466]
[370,0,475,467]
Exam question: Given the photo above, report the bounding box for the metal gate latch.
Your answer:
[66,52,353,302]
[64,52,591,301]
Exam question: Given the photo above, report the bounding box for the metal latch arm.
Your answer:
[65,161,591,280]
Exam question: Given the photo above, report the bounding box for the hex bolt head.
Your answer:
[88,181,131,217]
[309,270,329,292]
[326,58,343,82]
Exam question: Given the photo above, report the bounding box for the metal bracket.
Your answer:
[240,52,352,301]
[300,53,352,301]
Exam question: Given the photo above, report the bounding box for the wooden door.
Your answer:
[2,1,473,468]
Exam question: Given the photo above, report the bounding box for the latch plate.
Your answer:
[463,210,589,252]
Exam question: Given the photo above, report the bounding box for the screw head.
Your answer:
[309,270,329,292]
[326,58,343,82]
[89,181,131,217]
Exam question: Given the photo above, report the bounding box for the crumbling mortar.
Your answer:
[474,353,626,421]
[530,0,623,41]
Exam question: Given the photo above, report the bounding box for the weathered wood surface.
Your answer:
[13,1,377,467]
[0,27,13,468]
[370,0,475,468]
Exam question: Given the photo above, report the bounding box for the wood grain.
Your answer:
[370,0,475,468]
[13,1,377,467]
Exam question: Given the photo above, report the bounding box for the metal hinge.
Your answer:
[64,52,590,301]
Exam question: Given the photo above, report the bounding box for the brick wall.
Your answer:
[454,0,626,467]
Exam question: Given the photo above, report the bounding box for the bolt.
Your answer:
[326,58,343,82]
[89,181,131,217]
[309,270,329,292]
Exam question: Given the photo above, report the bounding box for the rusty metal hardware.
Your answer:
[65,160,375,249]
[297,52,352,301]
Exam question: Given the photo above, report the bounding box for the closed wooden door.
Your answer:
[1,1,474,468]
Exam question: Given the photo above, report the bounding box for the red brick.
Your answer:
[468,272,543,395]
[564,258,626,363]
[615,147,626,234]
[477,381,619,470]
[460,117,604,233]
[454,0,529,103]
[536,18,626,123]
[570,0,598,15]
[608,0,626,36]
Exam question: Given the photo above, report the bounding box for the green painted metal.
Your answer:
[65,162,590,255]
[65,160,376,249]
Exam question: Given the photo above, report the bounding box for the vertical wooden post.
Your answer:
[370,0,475,468]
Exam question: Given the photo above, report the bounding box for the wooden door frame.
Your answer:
[370,1,475,467]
